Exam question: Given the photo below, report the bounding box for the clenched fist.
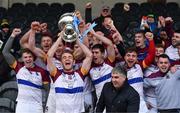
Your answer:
[145,32,154,41]
[11,28,21,38]
[31,21,41,32]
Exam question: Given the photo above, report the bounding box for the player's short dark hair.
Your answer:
[102,15,112,22]
[92,44,105,53]
[60,48,74,60]
[135,30,145,37]
[20,48,36,60]
[158,54,170,61]
[125,47,137,55]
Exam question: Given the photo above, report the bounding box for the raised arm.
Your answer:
[113,32,126,57]
[2,28,21,67]
[85,2,92,23]
[47,32,63,77]
[76,38,92,75]
[28,22,46,60]
[140,32,155,69]
[20,29,31,48]
[28,30,46,60]
[91,29,115,62]
[47,32,63,58]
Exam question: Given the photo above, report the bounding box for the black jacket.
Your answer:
[96,81,140,113]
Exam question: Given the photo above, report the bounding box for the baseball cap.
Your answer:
[1,19,9,29]
[147,14,154,18]
[102,5,110,10]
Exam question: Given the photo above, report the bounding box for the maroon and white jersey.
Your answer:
[52,69,85,113]
[89,58,114,99]
[13,62,50,105]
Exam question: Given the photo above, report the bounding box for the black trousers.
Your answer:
[158,109,180,113]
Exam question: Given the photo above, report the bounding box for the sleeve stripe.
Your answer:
[10,60,17,69]
[108,56,114,63]
[81,67,88,76]
[142,60,148,69]
[51,68,57,77]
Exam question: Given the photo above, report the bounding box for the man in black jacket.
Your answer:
[96,66,140,113]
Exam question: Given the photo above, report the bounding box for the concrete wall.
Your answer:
[0,0,180,19]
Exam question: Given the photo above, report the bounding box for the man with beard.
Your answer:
[144,54,180,113]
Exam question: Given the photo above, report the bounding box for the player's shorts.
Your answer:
[16,101,43,113]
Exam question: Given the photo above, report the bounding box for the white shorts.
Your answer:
[146,96,158,113]
[16,101,43,113]
[45,86,56,113]
[84,92,93,112]
[139,96,149,113]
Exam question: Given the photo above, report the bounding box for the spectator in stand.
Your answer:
[0,19,10,40]
[96,65,140,113]
[165,29,180,62]
[102,15,123,42]
[0,19,21,57]
[2,28,50,113]
[157,16,174,48]
[134,31,155,69]
[170,42,180,70]
[0,19,12,85]
[115,31,155,70]
[141,14,159,35]
[144,54,180,113]
[85,2,111,31]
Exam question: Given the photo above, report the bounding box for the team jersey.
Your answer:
[144,64,159,77]
[51,68,85,113]
[12,61,50,105]
[89,58,114,99]
[165,45,180,62]
[52,57,63,70]
[74,60,94,93]
[126,64,148,113]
